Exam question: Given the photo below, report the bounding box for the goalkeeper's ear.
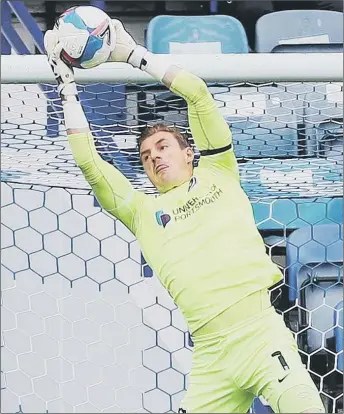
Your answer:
[44,30,58,56]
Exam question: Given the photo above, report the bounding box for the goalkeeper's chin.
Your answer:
[152,168,190,194]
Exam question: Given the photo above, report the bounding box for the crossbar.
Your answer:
[2,53,343,83]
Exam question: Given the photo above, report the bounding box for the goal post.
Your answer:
[2,53,343,83]
[1,54,343,413]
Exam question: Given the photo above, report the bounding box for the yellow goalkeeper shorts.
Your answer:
[179,290,325,413]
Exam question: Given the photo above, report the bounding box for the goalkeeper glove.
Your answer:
[108,19,170,82]
[108,19,147,68]
[44,30,78,100]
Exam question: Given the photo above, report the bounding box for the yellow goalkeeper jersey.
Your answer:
[68,69,282,334]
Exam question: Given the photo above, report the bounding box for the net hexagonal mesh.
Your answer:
[1,80,343,413]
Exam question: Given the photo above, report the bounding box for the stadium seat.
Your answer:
[334,301,343,371]
[286,223,343,302]
[255,10,343,53]
[146,15,249,54]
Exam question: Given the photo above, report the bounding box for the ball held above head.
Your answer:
[52,5,116,69]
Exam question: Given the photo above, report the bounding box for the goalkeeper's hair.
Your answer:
[138,123,191,152]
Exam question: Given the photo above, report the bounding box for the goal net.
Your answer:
[1,54,343,413]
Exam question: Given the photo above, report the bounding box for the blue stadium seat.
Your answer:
[255,10,343,53]
[146,15,249,54]
[334,301,343,371]
[286,223,343,302]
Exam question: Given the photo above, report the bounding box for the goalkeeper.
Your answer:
[44,23,325,414]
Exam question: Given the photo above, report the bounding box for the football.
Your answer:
[53,6,116,69]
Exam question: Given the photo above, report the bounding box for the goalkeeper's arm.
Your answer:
[109,20,239,179]
[44,31,141,234]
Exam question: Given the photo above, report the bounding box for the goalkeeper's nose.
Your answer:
[151,149,163,165]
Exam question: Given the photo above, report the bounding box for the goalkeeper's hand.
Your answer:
[108,19,147,68]
[44,30,78,99]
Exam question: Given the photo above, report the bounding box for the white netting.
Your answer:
[1,183,343,413]
[2,81,343,197]
[1,72,343,413]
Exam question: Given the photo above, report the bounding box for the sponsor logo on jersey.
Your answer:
[155,184,223,227]
[173,184,223,222]
[155,210,171,228]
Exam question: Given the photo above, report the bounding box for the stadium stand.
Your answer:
[215,1,343,50]
[146,14,249,54]
[255,9,343,52]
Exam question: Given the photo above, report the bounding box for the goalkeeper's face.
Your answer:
[140,132,194,193]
